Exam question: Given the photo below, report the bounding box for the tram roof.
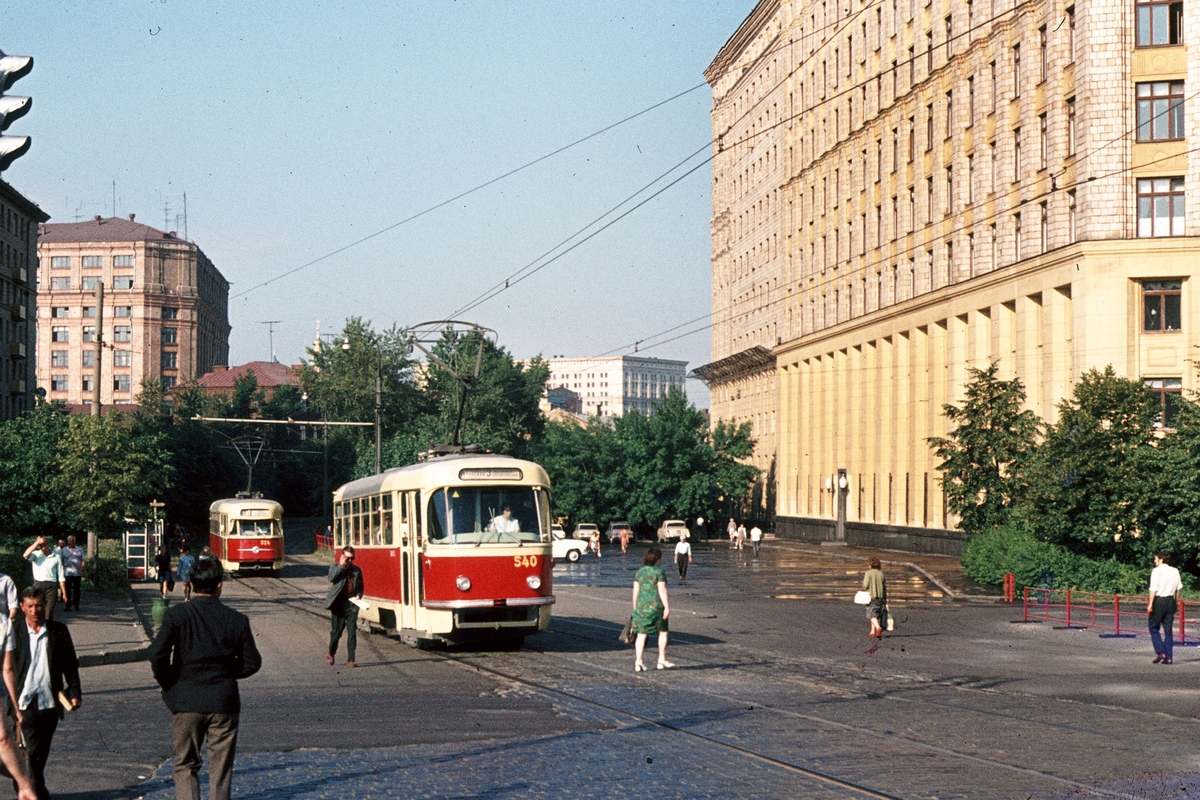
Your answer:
[334,453,550,501]
[209,497,284,514]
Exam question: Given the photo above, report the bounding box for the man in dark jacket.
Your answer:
[149,558,261,800]
[324,545,364,667]
[3,587,81,800]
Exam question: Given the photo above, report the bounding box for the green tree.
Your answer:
[531,418,624,526]
[711,418,760,520]
[0,405,72,541]
[1134,397,1200,565]
[928,363,1041,535]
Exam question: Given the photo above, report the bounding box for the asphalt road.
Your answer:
[32,538,1200,799]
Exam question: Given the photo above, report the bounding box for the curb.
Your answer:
[79,645,150,668]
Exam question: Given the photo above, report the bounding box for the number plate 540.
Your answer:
[513,555,539,568]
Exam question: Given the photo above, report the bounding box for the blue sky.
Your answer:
[3,2,756,408]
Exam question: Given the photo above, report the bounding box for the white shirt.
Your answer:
[749,526,763,541]
[0,574,16,617]
[17,622,53,712]
[28,551,63,584]
[1149,563,1183,598]
[491,515,520,534]
[674,540,691,557]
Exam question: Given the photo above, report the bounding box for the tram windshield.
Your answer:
[426,486,548,544]
[233,519,280,537]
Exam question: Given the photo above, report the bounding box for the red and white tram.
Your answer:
[332,452,554,645]
[208,497,285,575]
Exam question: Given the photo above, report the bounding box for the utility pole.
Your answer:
[92,283,103,415]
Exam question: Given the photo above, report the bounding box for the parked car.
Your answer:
[606,521,633,543]
[552,528,589,563]
[656,519,689,542]
[573,523,599,542]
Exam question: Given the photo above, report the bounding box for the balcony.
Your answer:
[9,342,25,359]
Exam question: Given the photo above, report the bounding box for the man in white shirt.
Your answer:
[490,507,521,535]
[749,525,763,557]
[1147,553,1183,664]
[23,538,66,622]
[673,536,692,582]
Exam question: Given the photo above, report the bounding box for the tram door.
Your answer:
[398,491,419,631]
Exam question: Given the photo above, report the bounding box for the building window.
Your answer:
[1013,44,1021,98]
[81,256,102,268]
[161,327,177,344]
[1136,82,1185,141]
[113,349,132,367]
[989,141,997,192]
[113,276,134,290]
[82,326,95,344]
[163,376,177,392]
[1014,213,1023,262]
[1068,189,1077,243]
[81,277,101,290]
[967,155,975,203]
[945,166,953,214]
[1144,378,1183,427]
[967,76,975,125]
[82,306,95,318]
[114,326,132,343]
[51,326,68,343]
[50,350,68,367]
[945,90,953,138]
[82,349,94,368]
[1039,26,1047,82]
[50,257,69,269]
[926,104,934,151]
[114,305,132,318]
[49,277,70,291]
[1013,128,1022,180]
[1040,202,1048,253]
[1067,7,1076,61]
[50,306,69,319]
[161,351,177,369]
[908,117,915,162]
[1136,0,1183,46]
[1067,98,1076,155]
[81,375,93,393]
[113,375,131,393]
[162,307,179,320]
[50,376,67,392]
[1137,177,1185,237]
[113,255,134,267]
[1039,114,1048,169]
[1143,280,1182,331]
[990,61,997,113]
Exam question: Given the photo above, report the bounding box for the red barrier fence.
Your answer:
[1003,573,1016,603]
[1022,587,1199,643]
[314,525,333,550]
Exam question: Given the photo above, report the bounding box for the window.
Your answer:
[51,326,68,343]
[926,104,934,151]
[926,31,933,73]
[81,256,102,268]
[114,305,132,318]
[908,117,915,161]
[1144,378,1183,427]
[163,376,177,392]
[990,61,997,113]
[946,166,953,214]
[1039,114,1048,169]
[1136,81,1185,141]
[50,277,70,291]
[162,307,179,319]
[967,76,975,125]
[1136,0,1184,46]
[1068,190,1077,242]
[82,306,95,318]
[113,375,131,393]
[113,255,134,267]
[82,326,95,343]
[82,349,94,368]
[1067,98,1076,155]
[114,326,132,343]
[944,14,953,56]
[1014,213,1023,261]
[81,276,101,290]
[1067,7,1076,62]
[112,276,134,290]
[161,351,177,369]
[1013,44,1021,98]
[1137,177,1185,237]
[50,350,67,367]
[1039,26,1047,82]
[50,306,69,319]
[967,155,975,203]
[113,349,131,367]
[81,375,93,393]
[1143,280,1182,331]
[1013,128,1022,180]
[161,327,177,344]
[50,257,69,269]
[50,376,67,392]
[1040,202,1048,253]
[946,91,953,138]
[990,141,997,192]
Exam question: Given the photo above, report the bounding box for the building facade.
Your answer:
[36,215,230,407]
[0,180,46,418]
[705,0,1200,542]
[540,355,688,417]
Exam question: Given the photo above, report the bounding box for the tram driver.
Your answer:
[489,506,521,535]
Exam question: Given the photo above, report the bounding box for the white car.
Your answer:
[656,519,689,542]
[552,529,589,562]
[573,523,600,541]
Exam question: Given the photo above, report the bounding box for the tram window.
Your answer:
[352,513,361,546]
[425,487,547,544]
[371,495,382,545]
[334,516,342,547]
[381,494,393,545]
[235,519,274,537]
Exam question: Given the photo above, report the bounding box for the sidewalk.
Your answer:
[62,587,151,667]
[765,540,986,599]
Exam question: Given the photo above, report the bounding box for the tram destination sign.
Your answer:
[459,468,523,481]
[243,508,272,517]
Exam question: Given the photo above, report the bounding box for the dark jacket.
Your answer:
[323,563,363,609]
[148,596,261,714]
[10,619,81,715]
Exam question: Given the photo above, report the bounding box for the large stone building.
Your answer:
[0,180,45,418]
[36,216,230,407]
[703,0,1200,548]
[540,355,688,417]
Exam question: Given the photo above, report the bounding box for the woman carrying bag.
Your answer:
[862,557,887,639]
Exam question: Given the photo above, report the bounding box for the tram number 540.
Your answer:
[513,555,539,568]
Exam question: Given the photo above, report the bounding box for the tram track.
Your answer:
[232,570,1136,800]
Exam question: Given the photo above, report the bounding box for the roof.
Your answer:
[0,179,49,223]
[705,0,780,85]
[691,346,775,386]
[197,361,300,391]
[334,453,551,501]
[38,216,185,244]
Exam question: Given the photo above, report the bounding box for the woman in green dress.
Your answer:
[631,548,672,671]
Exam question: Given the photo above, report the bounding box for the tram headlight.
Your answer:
[456,576,471,592]
[526,575,542,590]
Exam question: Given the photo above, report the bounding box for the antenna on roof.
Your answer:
[112,180,115,218]
[260,320,282,363]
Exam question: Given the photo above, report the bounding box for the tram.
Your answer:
[208,496,285,575]
[331,450,554,646]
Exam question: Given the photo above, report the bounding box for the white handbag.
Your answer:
[853,590,871,605]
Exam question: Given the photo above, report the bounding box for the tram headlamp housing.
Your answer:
[456,576,471,592]
[526,575,542,590]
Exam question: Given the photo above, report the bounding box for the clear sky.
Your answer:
[3,1,759,409]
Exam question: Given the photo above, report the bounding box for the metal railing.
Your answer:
[1022,586,1199,643]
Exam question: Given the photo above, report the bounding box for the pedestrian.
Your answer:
[148,558,262,800]
[694,515,705,540]
[176,544,197,602]
[631,548,672,671]
[619,527,630,555]
[4,587,82,800]
[590,528,601,559]
[674,535,692,582]
[22,538,65,622]
[60,536,85,612]
[736,523,747,551]
[749,524,763,557]
[155,545,173,599]
[1147,552,1182,664]
[863,557,888,638]
[727,518,737,550]
[0,567,17,623]
[324,545,364,668]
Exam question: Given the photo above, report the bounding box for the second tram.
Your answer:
[208,496,285,574]
[332,451,554,646]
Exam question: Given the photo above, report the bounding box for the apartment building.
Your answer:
[36,215,230,406]
[540,355,688,417]
[704,0,1200,547]
[0,180,45,418]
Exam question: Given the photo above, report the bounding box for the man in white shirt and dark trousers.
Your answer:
[23,539,65,622]
[1147,553,1183,665]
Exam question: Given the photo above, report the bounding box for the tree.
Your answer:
[1134,397,1200,566]
[928,363,1041,535]
[711,418,760,519]
[531,418,624,525]
[0,405,72,542]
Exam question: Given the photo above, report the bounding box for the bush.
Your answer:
[963,524,1154,595]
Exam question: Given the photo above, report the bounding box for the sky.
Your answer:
[3,1,759,409]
